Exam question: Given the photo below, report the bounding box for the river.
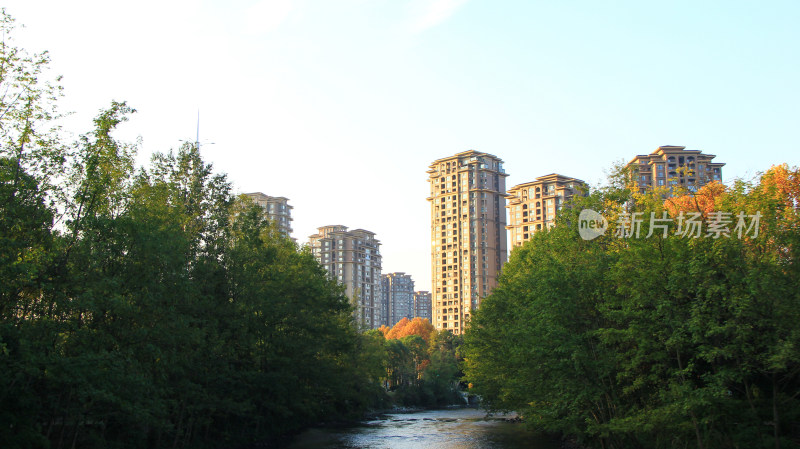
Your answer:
[281,408,560,449]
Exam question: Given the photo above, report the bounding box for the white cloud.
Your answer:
[243,0,295,35]
[409,0,468,33]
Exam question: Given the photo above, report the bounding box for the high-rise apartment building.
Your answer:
[413,291,432,321]
[381,273,415,327]
[245,192,294,237]
[627,146,724,194]
[427,150,508,334]
[506,174,586,247]
[308,225,382,329]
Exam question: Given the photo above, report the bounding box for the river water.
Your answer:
[282,408,559,449]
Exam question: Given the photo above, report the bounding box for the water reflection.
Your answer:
[283,408,558,449]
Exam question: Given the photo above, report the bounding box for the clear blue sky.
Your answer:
[6,0,799,290]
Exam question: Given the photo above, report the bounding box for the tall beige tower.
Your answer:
[413,291,432,321]
[427,150,508,334]
[244,192,294,237]
[627,146,724,194]
[308,225,382,329]
[506,174,586,248]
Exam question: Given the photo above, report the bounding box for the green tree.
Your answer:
[464,166,800,449]
[0,8,66,204]
[0,158,54,449]
[424,330,463,406]
[0,94,390,447]
[0,14,65,445]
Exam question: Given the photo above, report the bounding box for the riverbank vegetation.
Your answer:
[376,317,465,407]
[0,11,381,448]
[0,107,382,448]
[0,10,467,447]
[463,166,800,448]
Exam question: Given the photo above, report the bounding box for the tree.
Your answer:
[0,101,390,448]
[463,166,800,449]
[0,10,394,447]
[385,316,434,341]
[385,317,410,339]
[664,180,726,217]
[0,8,66,205]
[0,157,54,449]
[423,330,463,406]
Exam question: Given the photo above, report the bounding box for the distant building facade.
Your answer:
[245,192,294,237]
[381,273,415,327]
[627,146,724,194]
[308,225,382,329]
[427,150,508,335]
[413,291,432,321]
[506,174,586,247]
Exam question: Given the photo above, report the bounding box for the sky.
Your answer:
[5,0,799,290]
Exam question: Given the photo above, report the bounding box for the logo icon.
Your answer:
[579,209,608,241]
